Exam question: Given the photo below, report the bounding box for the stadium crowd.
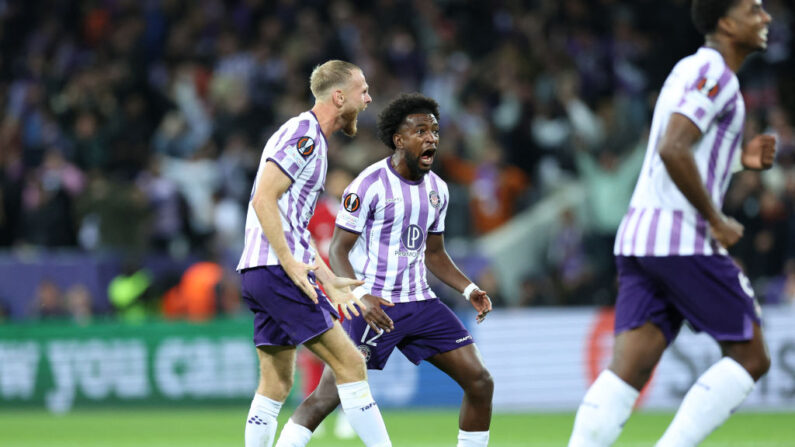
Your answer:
[0,0,793,319]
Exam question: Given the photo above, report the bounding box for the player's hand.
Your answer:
[324,275,365,320]
[281,258,319,303]
[361,294,395,333]
[468,289,493,324]
[741,134,776,170]
[709,214,744,249]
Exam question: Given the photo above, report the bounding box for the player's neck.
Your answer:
[390,153,423,182]
[704,38,748,73]
[311,102,342,136]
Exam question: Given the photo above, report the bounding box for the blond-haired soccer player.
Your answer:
[237,60,390,447]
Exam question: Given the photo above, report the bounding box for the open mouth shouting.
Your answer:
[420,148,436,167]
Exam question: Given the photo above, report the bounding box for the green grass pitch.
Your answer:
[1,408,794,446]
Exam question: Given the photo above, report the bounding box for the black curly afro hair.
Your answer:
[691,0,742,35]
[376,93,440,150]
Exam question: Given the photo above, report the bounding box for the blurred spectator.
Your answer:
[64,283,93,325]
[575,139,645,298]
[31,279,66,319]
[442,137,530,234]
[546,208,593,305]
[517,273,557,307]
[161,259,241,321]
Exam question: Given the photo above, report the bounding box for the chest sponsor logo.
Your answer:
[400,224,425,251]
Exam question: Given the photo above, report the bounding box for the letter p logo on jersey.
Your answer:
[401,224,425,250]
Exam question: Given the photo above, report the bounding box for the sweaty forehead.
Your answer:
[402,113,438,128]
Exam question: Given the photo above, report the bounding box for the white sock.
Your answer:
[656,357,754,447]
[274,418,312,447]
[245,393,282,447]
[568,370,639,447]
[337,380,391,447]
[457,429,489,447]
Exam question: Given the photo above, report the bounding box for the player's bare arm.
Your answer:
[658,113,743,248]
[741,134,777,170]
[329,226,395,332]
[424,233,492,323]
[252,161,319,301]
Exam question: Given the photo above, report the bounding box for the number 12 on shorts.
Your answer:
[360,326,384,346]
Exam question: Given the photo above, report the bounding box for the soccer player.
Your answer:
[276,93,494,447]
[568,1,775,446]
[237,60,391,447]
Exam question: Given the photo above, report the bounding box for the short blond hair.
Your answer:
[309,60,361,101]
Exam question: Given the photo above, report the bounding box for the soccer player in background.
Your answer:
[568,1,775,446]
[237,60,391,447]
[276,93,494,447]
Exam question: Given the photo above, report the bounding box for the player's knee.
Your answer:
[465,367,494,400]
[331,352,367,383]
[744,350,771,381]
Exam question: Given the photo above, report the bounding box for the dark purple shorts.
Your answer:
[342,298,474,370]
[240,266,340,347]
[614,255,761,344]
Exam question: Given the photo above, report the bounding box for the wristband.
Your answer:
[462,283,479,301]
[352,286,367,300]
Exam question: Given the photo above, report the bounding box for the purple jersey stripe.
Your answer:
[678,61,712,107]
[705,104,736,198]
[413,180,431,301]
[371,175,395,296]
[690,62,711,91]
[257,233,271,265]
[694,215,707,255]
[711,65,733,102]
[394,180,413,299]
[645,208,661,255]
[669,210,684,255]
[630,208,647,253]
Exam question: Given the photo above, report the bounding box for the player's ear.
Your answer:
[393,133,402,149]
[333,89,345,108]
[716,15,735,37]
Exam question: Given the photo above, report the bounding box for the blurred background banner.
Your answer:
[0,318,258,412]
[4,308,794,413]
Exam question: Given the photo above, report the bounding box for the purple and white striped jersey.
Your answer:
[335,158,449,303]
[615,47,745,257]
[237,111,328,270]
